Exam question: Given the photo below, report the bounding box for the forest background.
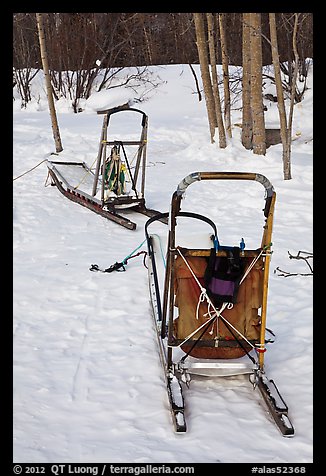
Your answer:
[13,13,313,181]
[13,13,313,109]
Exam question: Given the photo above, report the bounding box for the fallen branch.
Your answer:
[274,250,313,277]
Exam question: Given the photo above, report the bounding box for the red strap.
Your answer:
[256,347,267,353]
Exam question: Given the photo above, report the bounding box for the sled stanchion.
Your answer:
[259,248,272,369]
[92,114,107,197]
[259,191,276,370]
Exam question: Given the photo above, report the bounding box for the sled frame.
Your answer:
[91,105,148,206]
[164,171,276,372]
[46,105,165,229]
[145,172,294,436]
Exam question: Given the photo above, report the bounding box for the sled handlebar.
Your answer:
[175,172,275,218]
[177,172,274,196]
[97,106,148,127]
[145,211,218,240]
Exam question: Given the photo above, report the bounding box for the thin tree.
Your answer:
[241,13,252,149]
[269,13,290,179]
[188,63,202,101]
[249,13,266,155]
[285,13,301,180]
[206,13,226,148]
[193,12,217,143]
[218,13,232,138]
[36,13,63,153]
[269,13,301,180]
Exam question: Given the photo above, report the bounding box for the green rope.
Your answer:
[122,239,147,265]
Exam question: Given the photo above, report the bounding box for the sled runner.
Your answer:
[46,105,165,230]
[145,171,294,436]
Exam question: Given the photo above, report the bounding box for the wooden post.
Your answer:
[36,13,63,153]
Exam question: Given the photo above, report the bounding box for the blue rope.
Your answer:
[122,238,147,265]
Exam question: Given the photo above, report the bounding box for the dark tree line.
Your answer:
[13,13,197,70]
[13,13,313,112]
[13,12,312,70]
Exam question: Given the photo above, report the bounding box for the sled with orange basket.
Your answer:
[145,171,294,436]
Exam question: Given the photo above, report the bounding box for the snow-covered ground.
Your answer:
[13,64,313,463]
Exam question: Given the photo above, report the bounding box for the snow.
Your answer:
[13,64,313,463]
[85,88,136,113]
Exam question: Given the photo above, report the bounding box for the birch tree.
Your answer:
[269,13,290,179]
[269,13,301,179]
[206,13,226,148]
[249,13,266,155]
[36,13,63,153]
[285,13,301,180]
[241,13,252,149]
[193,12,217,143]
[218,13,232,138]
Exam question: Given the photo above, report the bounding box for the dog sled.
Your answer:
[46,105,164,230]
[145,171,295,436]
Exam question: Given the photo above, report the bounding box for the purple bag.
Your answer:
[204,247,243,305]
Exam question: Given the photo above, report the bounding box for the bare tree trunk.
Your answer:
[218,13,232,138]
[269,13,290,179]
[193,12,217,143]
[36,13,63,153]
[285,13,301,180]
[206,13,226,148]
[188,63,202,101]
[249,13,266,155]
[143,26,153,64]
[241,13,252,149]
